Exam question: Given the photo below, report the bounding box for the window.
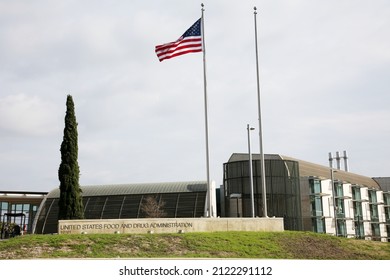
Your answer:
[353,201,364,239]
[309,179,321,194]
[384,206,390,224]
[312,218,325,233]
[384,193,390,206]
[352,186,361,201]
[352,186,364,238]
[384,193,390,224]
[309,179,324,217]
[333,182,345,219]
[368,190,377,203]
[335,198,345,218]
[311,196,323,217]
[1,202,9,211]
[369,204,379,222]
[309,179,325,233]
[334,181,343,197]
[0,202,9,227]
[337,219,347,237]
[371,223,381,241]
[354,220,364,239]
[368,190,379,222]
[1,201,9,214]
[353,201,363,217]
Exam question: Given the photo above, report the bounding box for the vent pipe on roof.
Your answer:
[336,151,341,170]
[343,150,349,172]
[328,150,349,172]
[328,152,333,168]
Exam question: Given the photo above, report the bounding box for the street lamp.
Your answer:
[247,124,255,218]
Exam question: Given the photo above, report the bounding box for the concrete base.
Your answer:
[58,217,284,235]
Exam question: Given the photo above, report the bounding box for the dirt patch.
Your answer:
[278,234,366,259]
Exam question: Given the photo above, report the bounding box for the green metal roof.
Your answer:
[47,181,207,198]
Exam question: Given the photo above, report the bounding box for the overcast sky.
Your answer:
[1,0,389,192]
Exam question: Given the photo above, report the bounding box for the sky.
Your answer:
[1,0,390,192]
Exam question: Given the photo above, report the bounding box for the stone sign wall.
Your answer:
[58,217,284,234]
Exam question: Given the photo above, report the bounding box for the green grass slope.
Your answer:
[0,231,389,259]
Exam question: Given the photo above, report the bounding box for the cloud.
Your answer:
[0,94,62,137]
[0,0,389,191]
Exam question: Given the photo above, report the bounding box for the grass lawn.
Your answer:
[0,230,389,259]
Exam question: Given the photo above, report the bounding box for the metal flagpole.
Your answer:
[254,7,268,217]
[201,3,213,218]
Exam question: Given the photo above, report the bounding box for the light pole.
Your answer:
[247,124,255,218]
[330,168,338,237]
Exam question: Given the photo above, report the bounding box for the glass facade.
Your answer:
[223,158,302,230]
[333,181,347,237]
[0,202,8,220]
[384,193,390,242]
[352,186,364,239]
[34,191,206,234]
[0,201,39,234]
[368,189,381,241]
[309,179,325,233]
[334,182,345,218]
[368,190,379,221]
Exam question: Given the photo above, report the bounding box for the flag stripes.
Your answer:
[155,19,202,62]
[155,37,202,61]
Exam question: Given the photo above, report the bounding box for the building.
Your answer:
[0,191,47,234]
[222,153,390,242]
[221,154,302,231]
[1,153,389,241]
[33,181,213,234]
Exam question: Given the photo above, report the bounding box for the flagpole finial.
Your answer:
[254,6,257,14]
[201,3,204,10]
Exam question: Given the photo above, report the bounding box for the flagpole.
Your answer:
[254,6,268,218]
[201,3,213,218]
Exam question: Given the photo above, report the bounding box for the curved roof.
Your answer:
[280,155,380,189]
[47,181,207,198]
[228,153,283,162]
[227,153,380,189]
[372,177,390,192]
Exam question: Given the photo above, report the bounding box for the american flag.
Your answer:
[155,18,202,62]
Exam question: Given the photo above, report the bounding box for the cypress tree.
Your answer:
[58,95,84,220]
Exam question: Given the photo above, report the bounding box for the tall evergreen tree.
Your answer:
[58,95,84,220]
